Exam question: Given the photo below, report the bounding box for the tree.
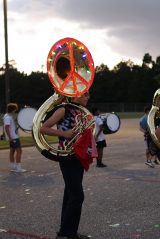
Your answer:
[142,53,153,68]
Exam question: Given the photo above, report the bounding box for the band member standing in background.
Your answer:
[92,107,107,168]
[40,92,93,239]
[3,103,27,173]
[139,105,160,168]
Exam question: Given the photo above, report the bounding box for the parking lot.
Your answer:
[0,119,160,239]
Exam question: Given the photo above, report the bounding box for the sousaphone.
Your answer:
[148,89,160,148]
[32,38,95,161]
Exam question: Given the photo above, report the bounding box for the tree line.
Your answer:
[1,53,160,112]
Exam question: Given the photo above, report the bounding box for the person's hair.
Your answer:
[7,103,18,113]
[91,107,99,115]
[56,57,71,79]
[144,105,151,114]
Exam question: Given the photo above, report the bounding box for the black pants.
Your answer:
[59,156,84,237]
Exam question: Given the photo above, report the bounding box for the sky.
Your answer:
[0,0,160,74]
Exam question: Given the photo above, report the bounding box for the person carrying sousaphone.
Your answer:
[40,92,95,239]
[37,38,97,239]
[139,105,160,168]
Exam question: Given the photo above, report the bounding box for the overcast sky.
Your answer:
[0,0,160,74]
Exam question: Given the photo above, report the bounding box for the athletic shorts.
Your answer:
[96,139,107,148]
[9,138,21,149]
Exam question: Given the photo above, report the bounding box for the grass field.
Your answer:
[0,135,57,149]
[117,112,143,118]
[0,136,35,148]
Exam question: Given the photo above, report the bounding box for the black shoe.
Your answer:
[96,163,107,168]
[145,160,154,168]
[75,234,92,239]
[55,234,92,239]
[55,236,68,239]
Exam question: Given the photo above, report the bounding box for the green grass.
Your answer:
[117,112,143,119]
[0,135,58,149]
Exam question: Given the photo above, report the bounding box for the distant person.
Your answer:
[3,103,27,173]
[139,105,159,168]
[92,107,107,167]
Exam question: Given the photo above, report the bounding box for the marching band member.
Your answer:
[139,105,160,168]
[40,92,93,239]
[92,107,107,168]
[3,103,27,173]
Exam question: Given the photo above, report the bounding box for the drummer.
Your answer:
[92,107,107,167]
[3,103,27,173]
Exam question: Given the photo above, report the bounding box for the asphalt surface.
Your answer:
[0,119,160,239]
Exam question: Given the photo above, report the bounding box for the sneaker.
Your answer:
[15,167,27,173]
[10,163,16,172]
[10,166,16,172]
[14,163,27,173]
[154,159,160,165]
[96,163,107,168]
[145,160,154,168]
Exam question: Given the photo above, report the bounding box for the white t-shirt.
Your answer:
[3,113,19,140]
[94,116,105,142]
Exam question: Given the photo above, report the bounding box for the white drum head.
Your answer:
[17,107,37,132]
[106,113,120,132]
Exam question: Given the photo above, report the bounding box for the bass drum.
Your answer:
[17,107,37,133]
[101,113,121,134]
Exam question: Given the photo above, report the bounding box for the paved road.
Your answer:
[0,119,160,239]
